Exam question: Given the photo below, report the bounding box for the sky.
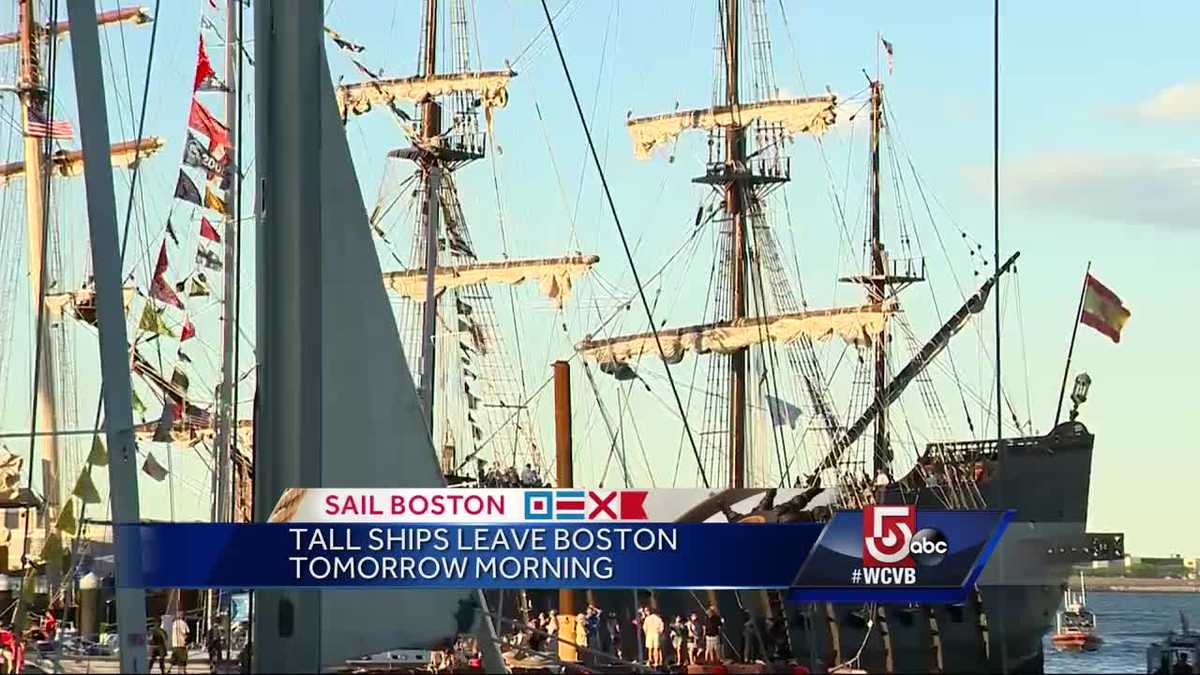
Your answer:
[0,1,1196,558]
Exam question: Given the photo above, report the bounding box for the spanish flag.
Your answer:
[1080,274,1130,343]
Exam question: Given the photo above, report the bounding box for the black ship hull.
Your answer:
[517,422,1115,673]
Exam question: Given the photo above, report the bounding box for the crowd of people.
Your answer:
[474,461,548,488]
[505,602,750,668]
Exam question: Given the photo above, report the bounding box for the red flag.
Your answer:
[619,490,649,520]
[193,36,216,92]
[180,316,196,342]
[188,98,230,150]
[154,241,169,278]
[199,216,221,243]
[150,275,183,309]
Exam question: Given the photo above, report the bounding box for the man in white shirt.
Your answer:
[170,613,191,673]
[642,608,665,667]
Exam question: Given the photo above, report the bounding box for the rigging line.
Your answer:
[1013,268,1033,433]
[540,0,709,487]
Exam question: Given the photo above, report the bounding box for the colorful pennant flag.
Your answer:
[180,316,196,342]
[174,170,203,206]
[880,36,895,75]
[194,35,216,91]
[183,131,228,177]
[139,305,175,338]
[171,367,190,393]
[188,98,231,150]
[87,436,108,465]
[187,274,210,297]
[142,452,169,481]
[153,399,177,444]
[150,275,184,309]
[325,26,366,53]
[204,186,228,214]
[55,500,76,534]
[72,466,102,505]
[196,247,223,271]
[154,240,169,278]
[132,389,147,416]
[200,216,221,243]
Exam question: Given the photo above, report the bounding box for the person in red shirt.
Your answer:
[41,611,57,641]
[0,626,14,674]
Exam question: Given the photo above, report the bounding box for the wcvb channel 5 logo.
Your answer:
[857,505,948,585]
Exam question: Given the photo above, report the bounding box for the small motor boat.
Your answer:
[1050,572,1102,652]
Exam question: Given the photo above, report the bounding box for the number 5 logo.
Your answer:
[862,505,915,567]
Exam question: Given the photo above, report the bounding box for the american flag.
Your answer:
[26,110,73,140]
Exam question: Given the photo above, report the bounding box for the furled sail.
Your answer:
[627,96,837,160]
[383,254,599,309]
[336,69,515,119]
[44,285,137,320]
[578,303,892,372]
[0,138,164,184]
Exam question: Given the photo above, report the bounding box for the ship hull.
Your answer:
[517,423,1096,673]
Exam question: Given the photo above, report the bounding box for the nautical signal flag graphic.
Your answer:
[523,490,649,521]
[1080,274,1130,343]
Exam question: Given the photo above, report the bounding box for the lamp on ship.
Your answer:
[1069,372,1092,421]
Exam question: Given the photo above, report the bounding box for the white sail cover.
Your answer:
[578,303,891,367]
[383,255,598,309]
[627,96,837,160]
[337,69,514,118]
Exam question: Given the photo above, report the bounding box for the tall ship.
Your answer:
[560,1,1125,673]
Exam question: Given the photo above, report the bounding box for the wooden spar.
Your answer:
[0,137,164,183]
[0,6,150,46]
[552,360,577,655]
[724,0,747,491]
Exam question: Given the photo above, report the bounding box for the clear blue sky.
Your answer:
[1,1,1196,557]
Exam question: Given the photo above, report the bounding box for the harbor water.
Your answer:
[1044,591,1200,673]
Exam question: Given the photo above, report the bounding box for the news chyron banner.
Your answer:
[123,489,1011,603]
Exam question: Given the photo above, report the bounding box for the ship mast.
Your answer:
[722,0,748,489]
[838,78,925,479]
[8,0,159,559]
[416,0,441,428]
[214,0,240,532]
[17,0,62,548]
[868,80,889,474]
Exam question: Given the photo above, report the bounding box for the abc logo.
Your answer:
[910,528,949,567]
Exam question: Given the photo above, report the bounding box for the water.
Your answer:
[1044,591,1200,674]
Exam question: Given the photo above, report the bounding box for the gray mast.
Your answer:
[64,0,149,671]
[253,1,504,670]
[214,0,240,535]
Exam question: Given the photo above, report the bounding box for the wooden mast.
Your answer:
[17,0,62,543]
[417,0,442,429]
[724,0,747,490]
[552,360,578,661]
[868,79,890,475]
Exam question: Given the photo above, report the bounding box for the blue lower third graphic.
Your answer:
[120,511,1009,600]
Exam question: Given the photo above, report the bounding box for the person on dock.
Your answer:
[171,612,192,673]
[206,628,224,673]
[704,604,724,664]
[605,612,623,660]
[687,612,702,665]
[642,608,664,667]
[148,619,169,674]
[546,609,558,649]
[1173,652,1193,675]
[574,613,589,663]
[670,615,687,666]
